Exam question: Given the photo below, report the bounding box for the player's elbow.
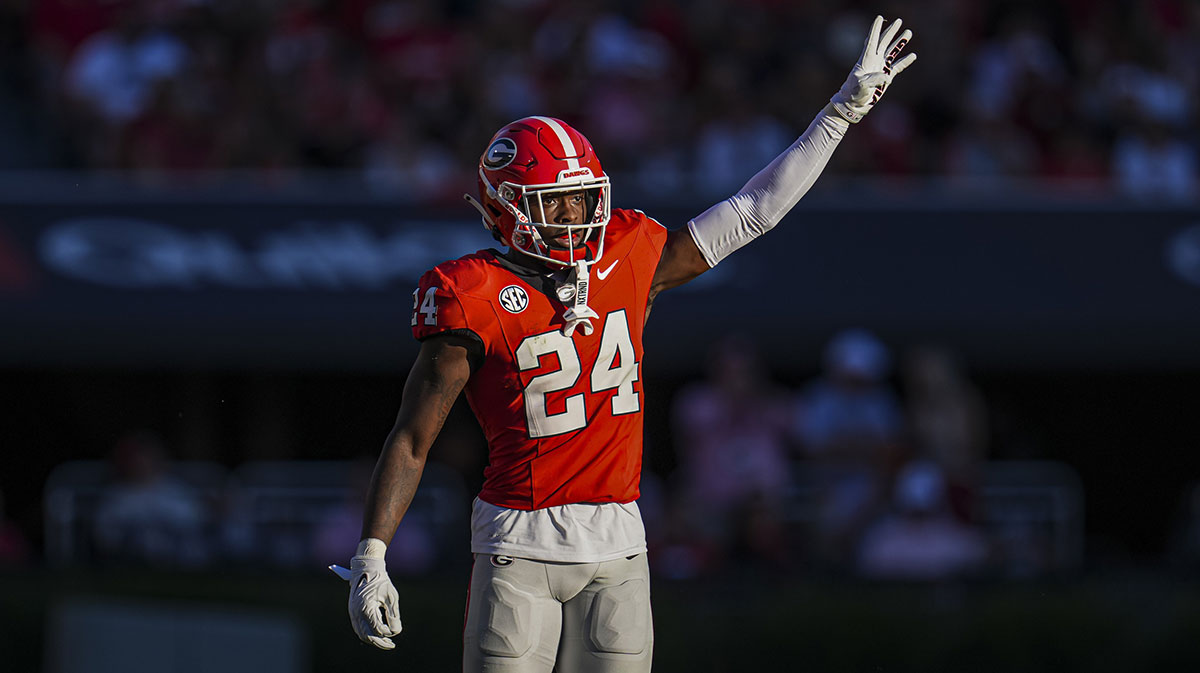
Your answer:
[383,425,433,467]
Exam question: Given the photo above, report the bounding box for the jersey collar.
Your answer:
[492,248,588,307]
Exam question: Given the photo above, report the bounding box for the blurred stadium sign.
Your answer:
[40,217,488,290]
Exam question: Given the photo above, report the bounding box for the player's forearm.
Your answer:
[727,107,848,227]
[357,338,471,545]
[360,428,429,544]
[686,108,848,266]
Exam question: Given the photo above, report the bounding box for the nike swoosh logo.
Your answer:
[596,258,620,280]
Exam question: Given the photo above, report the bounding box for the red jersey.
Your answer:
[412,209,668,510]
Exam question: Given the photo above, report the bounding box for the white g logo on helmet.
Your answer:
[483,138,517,170]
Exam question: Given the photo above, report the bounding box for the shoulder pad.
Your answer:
[429,250,498,296]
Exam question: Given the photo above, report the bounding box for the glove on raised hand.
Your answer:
[830,15,917,123]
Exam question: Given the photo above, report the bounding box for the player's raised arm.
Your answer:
[650,15,916,298]
[334,333,474,650]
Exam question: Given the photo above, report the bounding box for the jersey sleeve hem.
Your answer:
[417,328,485,371]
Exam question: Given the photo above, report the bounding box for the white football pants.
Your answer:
[463,553,653,673]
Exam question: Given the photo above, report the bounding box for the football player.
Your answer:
[335,15,916,673]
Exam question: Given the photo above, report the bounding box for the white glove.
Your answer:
[330,538,402,650]
[830,15,917,123]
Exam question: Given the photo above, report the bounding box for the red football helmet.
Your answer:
[465,116,611,270]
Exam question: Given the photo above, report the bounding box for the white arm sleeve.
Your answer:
[687,106,849,267]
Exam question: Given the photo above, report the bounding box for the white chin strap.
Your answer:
[561,259,598,337]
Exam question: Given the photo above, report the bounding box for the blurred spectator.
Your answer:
[92,430,209,567]
[856,459,990,580]
[0,487,31,565]
[665,334,792,576]
[1111,117,1197,201]
[62,5,189,167]
[1104,45,1197,200]
[691,59,792,196]
[63,8,187,124]
[967,11,1066,125]
[902,345,988,523]
[794,328,905,568]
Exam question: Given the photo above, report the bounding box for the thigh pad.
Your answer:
[587,579,650,655]
[479,579,538,658]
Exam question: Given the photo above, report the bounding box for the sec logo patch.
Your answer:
[499,285,529,314]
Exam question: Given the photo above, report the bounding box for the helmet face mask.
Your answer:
[506,180,609,266]
[471,117,611,269]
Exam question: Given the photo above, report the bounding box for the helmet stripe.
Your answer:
[530,116,580,171]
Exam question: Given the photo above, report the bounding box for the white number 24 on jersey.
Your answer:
[515,310,639,438]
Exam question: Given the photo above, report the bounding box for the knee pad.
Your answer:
[587,579,651,655]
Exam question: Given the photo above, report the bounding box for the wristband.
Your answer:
[356,537,388,560]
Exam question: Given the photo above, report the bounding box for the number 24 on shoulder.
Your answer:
[412,287,438,327]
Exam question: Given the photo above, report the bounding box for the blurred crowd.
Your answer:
[15,326,1200,580]
[656,329,998,581]
[1,0,1197,199]
[19,329,1097,584]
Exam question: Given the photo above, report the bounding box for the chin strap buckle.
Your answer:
[561,260,598,337]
